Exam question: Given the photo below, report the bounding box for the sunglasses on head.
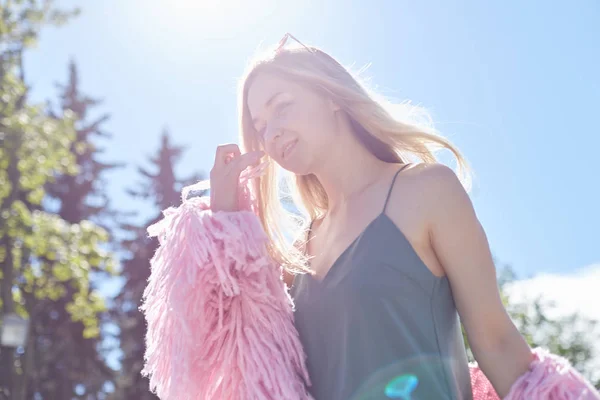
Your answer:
[275,33,317,55]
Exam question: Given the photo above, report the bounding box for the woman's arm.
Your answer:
[142,190,312,399]
[423,164,533,397]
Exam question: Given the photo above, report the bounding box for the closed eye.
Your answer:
[275,101,292,119]
[255,101,293,139]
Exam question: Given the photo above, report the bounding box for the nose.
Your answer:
[263,122,282,147]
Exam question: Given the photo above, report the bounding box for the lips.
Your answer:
[281,140,298,160]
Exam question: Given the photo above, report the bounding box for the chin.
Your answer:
[279,164,308,175]
[275,157,312,176]
[273,144,317,176]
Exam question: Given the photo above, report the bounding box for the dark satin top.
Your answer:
[290,165,473,400]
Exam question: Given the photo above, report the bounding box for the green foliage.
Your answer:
[0,1,117,398]
[506,294,599,388]
[0,0,80,51]
[0,72,113,332]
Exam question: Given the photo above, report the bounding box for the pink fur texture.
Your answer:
[141,191,311,400]
[470,364,501,400]
[469,347,600,399]
[141,179,598,399]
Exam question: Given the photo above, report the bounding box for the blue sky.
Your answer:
[24,1,598,281]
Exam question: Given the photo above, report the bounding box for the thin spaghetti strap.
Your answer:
[382,163,412,214]
[307,219,315,238]
[305,218,315,247]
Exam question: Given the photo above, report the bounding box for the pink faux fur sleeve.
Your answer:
[470,347,600,399]
[140,186,312,400]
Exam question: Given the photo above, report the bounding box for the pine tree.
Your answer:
[27,60,124,399]
[113,130,202,399]
[48,59,124,225]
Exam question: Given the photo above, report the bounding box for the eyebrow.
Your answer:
[252,91,284,128]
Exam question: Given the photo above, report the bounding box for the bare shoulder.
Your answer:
[386,162,471,226]
[397,162,466,198]
[381,163,469,277]
[401,162,461,184]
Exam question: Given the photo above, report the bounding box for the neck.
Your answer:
[311,123,390,213]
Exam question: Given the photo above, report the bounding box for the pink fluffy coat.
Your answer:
[141,182,599,399]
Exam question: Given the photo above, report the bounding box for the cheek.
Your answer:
[294,103,337,143]
[259,135,279,161]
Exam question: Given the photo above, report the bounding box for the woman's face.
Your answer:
[246,72,340,175]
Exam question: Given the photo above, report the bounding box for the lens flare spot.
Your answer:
[385,374,419,399]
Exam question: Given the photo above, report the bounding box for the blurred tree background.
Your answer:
[0,1,597,399]
[463,264,600,393]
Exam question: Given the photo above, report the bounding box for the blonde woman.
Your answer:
[142,34,599,400]
[223,33,531,399]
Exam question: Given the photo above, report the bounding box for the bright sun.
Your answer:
[141,0,276,38]
[126,0,283,61]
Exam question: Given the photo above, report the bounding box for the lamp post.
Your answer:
[0,313,30,400]
[1,313,29,348]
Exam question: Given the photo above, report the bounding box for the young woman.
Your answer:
[212,34,533,399]
[142,35,599,400]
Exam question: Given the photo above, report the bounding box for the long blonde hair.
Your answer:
[238,41,471,275]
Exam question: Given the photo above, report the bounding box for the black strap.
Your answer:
[382,163,412,213]
[307,163,412,235]
[305,219,315,247]
[307,219,315,237]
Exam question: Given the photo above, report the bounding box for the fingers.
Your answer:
[232,150,264,174]
[210,144,265,212]
[211,144,265,181]
[240,160,269,182]
[214,144,241,167]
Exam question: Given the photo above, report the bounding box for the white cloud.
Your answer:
[505,263,600,323]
